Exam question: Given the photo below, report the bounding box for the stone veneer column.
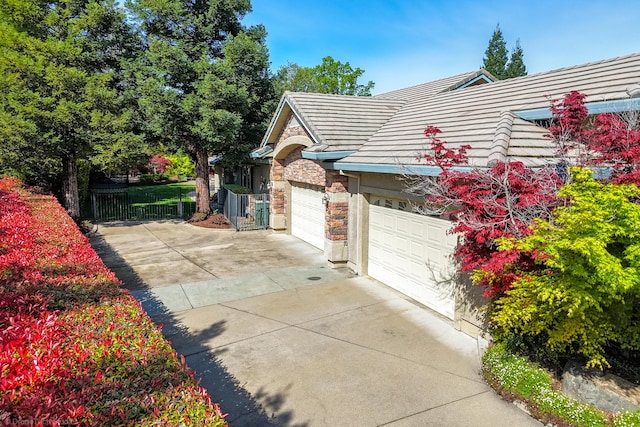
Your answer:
[324,172,349,265]
[269,158,286,230]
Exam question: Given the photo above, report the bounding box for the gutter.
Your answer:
[328,162,475,176]
[515,98,640,121]
[301,150,356,161]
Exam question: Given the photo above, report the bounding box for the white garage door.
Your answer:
[368,197,458,319]
[291,183,325,250]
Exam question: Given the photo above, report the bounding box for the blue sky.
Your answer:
[242,0,640,94]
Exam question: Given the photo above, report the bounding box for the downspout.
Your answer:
[340,170,361,273]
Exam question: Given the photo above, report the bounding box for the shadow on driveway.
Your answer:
[90,226,301,426]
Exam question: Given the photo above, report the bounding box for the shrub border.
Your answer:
[0,178,228,426]
[482,343,640,427]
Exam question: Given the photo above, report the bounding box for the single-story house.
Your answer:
[251,53,640,336]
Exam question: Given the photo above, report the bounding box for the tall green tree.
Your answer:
[504,39,527,79]
[129,0,274,213]
[274,62,318,95]
[274,56,375,98]
[482,24,509,78]
[482,24,527,80]
[0,0,140,219]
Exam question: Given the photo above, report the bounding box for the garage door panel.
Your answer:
[291,185,325,250]
[382,214,395,230]
[411,220,427,239]
[427,224,443,243]
[396,216,410,235]
[427,247,444,265]
[368,202,457,319]
[410,240,425,258]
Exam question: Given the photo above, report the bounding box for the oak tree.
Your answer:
[274,56,375,98]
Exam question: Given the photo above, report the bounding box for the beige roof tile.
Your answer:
[262,72,494,153]
[264,92,405,152]
[373,70,494,101]
[341,53,640,167]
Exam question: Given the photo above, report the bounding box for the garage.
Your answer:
[368,197,458,319]
[291,183,325,250]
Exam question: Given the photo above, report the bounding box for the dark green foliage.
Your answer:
[482,24,527,80]
[223,183,252,194]
[0,0,143,217]
[139,173,169,185]
[129,0,275,212]
[505,40,527,79]
[482,24,509,78]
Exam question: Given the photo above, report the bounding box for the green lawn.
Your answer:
[128,182,196,205]
[87,182,198,221]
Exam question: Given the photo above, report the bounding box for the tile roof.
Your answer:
[261,72,491,153]
[283,92,406,152]
[341,53,640,167]
[374,70,494,101]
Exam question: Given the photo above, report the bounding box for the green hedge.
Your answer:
[223,184,252,194]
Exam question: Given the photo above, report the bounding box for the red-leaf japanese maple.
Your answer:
[408,128,562,296]
[409,90,640,297]
[150,153,173,174]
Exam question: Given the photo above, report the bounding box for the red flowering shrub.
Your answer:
[150,153,172,174]
[412,92,640,297]
[409,127,562,296]
[547,90,640,186]
[0,178,227,426]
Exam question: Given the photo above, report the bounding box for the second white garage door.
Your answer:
[368,198,458,319]
[291,183,325,250]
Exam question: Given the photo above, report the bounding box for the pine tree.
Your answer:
[482,24,508,79]
[504,39,527,79]
[481,25,527,80]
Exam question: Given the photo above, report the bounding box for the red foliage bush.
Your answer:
[416,91,640,297]
[417,129,562,296]
[0,179,227,426]
[150,153,172,174]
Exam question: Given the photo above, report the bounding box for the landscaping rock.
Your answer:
[561,361,640,413]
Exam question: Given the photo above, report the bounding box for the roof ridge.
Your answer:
[484,52,640,86]
[373,70,489,99]
[488,111,516,166]
[284,90,383,100]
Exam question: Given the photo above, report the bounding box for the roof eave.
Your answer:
[515,98,640,120]
[249,146,274,159]
[328,162,474,176]
[260,94,321,147]
[301,150,356,161]
[452,71,495,90]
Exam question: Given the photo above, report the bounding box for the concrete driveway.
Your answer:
[91,220,540,427]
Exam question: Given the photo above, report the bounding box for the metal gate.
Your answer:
[224,191,269,231]
[89,187,195,222]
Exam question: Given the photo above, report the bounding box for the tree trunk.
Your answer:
[195,148,211,214]
[62,152,81,220]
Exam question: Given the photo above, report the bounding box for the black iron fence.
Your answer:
[224,191,269,231]
[89,187,196,222]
